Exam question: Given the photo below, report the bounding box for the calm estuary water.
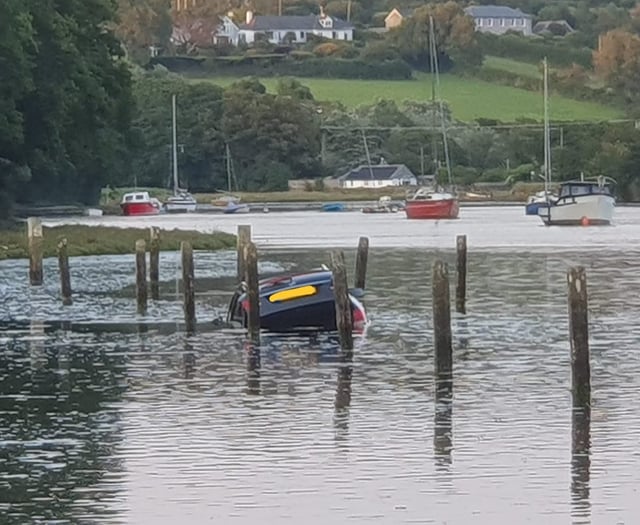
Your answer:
[2,207,640,524]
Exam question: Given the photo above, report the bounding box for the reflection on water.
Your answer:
[2,244,640,524]
[572,406,591,524]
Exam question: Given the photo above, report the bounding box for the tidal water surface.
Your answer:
[2,208,640,524]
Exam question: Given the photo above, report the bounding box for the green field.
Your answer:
[482,55,543,78]
[198,73,621,122]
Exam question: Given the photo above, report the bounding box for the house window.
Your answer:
[299,31,304,39]
[500,18,505,26]
[487,18,493,27]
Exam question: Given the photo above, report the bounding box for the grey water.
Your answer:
[2,208,640,524]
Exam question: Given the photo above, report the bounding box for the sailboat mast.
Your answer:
[430,16,452,187]
[225,143,232,192]
[172,94,179,196]
[543,57,551,194]
[362,129,374,179]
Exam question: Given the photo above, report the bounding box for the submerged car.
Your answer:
[227,267,368,333]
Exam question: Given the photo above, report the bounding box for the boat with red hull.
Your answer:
[405,189,459,220]
[120,191,161,216]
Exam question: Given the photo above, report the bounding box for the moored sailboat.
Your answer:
[525,58,557,216]
[532,60,616,226]
[163,94,197,213]
[405,16,458,221]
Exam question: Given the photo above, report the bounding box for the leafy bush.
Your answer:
[314,42,342,56]
[360,41,402,62]
[200,56,412,79]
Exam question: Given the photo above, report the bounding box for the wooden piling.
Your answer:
[27,217,43,285]
[181,241,196,334]
[354,236,369,290]
[135,240,147,315]
[149,227,160,300]
[567,266,590,408]
[57,239,72,305]
[330,250,353,354]
[455,234,467,314]
[245,241,260,344]
[433,260,452,379]
[237,224,251,282]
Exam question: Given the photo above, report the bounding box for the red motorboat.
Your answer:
[120,191,161,216]
[405,188,459,220]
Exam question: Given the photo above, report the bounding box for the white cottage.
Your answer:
[338,164,417,189]
[215,9,354,46]
[464,5,533,36]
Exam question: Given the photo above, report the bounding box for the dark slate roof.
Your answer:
[240,15,354,31]
[533,20,574,32]
[464,5,532,18]
[340,164,415,181]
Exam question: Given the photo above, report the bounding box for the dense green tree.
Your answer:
[128,71,226,191]
[0,0,133,213]
[115,0,173,61]
[0,0,34,215]
[390,1,482,71]
[222,79,321,190]
[20,0,133,204]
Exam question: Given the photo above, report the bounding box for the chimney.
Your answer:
[246,10,254,24]
[319,5,325,18]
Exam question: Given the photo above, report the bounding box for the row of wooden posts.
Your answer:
[25,217,589,407]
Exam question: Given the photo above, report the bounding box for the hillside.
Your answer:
[198,73,621,122]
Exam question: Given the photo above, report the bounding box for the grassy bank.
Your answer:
[194,73,621,122]
[482,55,542,79]
[0,225,235,261]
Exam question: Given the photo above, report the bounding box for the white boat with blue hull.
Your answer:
[538,177,615,226]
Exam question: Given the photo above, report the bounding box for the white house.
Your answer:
[338,163,417,189]
[215,9,354,46]
[464,5,533,36]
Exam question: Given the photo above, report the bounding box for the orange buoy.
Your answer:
[581,216,590,227]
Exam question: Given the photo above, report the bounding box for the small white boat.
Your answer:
[223,202,250,214]
[164,189,197,213]
[526,190,557,216]
[163,94,197,214]
[538,176,615,226]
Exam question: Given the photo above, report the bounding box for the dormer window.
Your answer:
[319,15,333,28]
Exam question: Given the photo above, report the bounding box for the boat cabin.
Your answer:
[121,191,153,203]
[557,178,615,200]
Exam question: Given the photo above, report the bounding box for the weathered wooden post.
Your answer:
[135,240,147,315]
[455,234,467,314]
[27,217,43,285]
[433,260,452,379]
[149,227,160,300]
[245,241,260,344]
[181,241,196,334]
[330,250,353,354]
[568,266,590,408]
[354,236,369,290]
[237,224,251,282]
[57,239,72,305]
